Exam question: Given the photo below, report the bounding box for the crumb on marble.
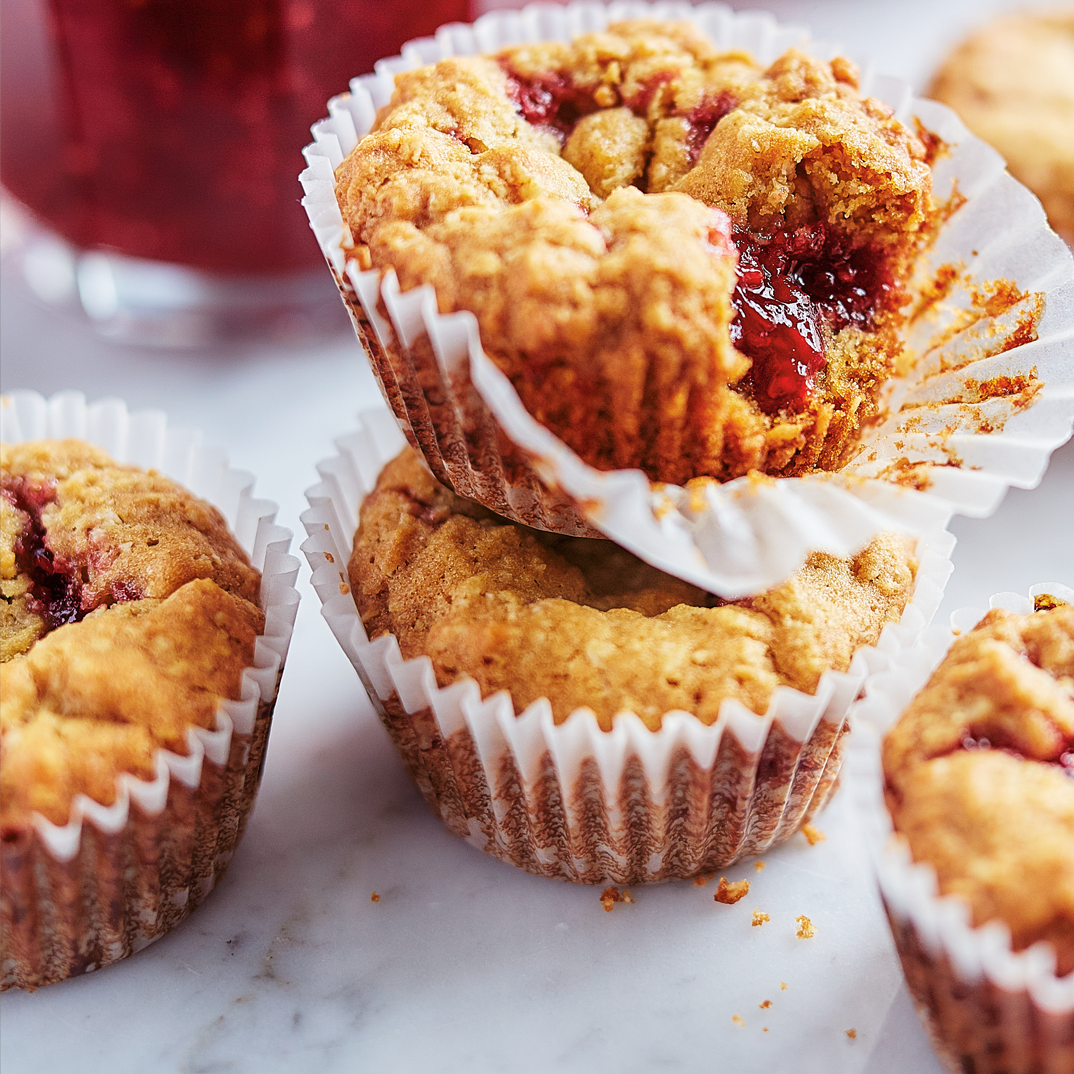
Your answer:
[781,981,788,991]
[732,1014,745,1027]
[600,885,633,911]
[370,892,380,903]
[796,915,817,939]
[754,860,766,872]
[763,1027,769,1033]
[714,877,750,904]
[759,1000,772,1009]
[693,874,713,886]
[752,909,770,927]
[801,824,827,846]
[846,1028,858,1040]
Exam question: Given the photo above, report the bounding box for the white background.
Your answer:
[1,1,1072,1072]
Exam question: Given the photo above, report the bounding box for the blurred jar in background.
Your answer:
[0,0,470,344]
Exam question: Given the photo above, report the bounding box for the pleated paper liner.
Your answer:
[301,406,953,884]
[848,583,1074,1074]
[299,0,1074,598]
[0,391,300,990]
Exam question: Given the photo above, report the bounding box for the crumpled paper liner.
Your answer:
[848,583,1074,1074]
[301,406,953,884]
[0,391,300,990]
[299,0,1074,598]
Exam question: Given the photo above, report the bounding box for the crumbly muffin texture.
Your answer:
[349,448,918,731]
[336,20,934,485]
[929,10,1074,244]
[0,441,264,830]
[883,603,1074,976]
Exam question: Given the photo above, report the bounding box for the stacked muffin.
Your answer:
[303,18,957,883]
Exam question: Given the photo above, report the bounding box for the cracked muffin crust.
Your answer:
[883,601,1074,977]
[929,9,1074,245]
[349,447,919,731]
[336,20,935,486]
[0,440,265,831]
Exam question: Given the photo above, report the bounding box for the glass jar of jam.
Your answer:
[0,0,471,342]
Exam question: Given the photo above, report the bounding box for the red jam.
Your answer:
[682,93,735,166]
[729,224,894,414]
[0,0,469,273]
[504,71,599,143]
[2,479,82,631]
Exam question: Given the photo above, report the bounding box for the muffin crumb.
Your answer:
[753,860,766,872]
[714,877,750,904]
[795,915,816,938]
[600,886,630,911]
[370,892,381,903]
[801,823,826,846]
[732,1014,745,1027]
[752,909,770,927]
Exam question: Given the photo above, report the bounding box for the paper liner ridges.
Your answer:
[0,391,300,989]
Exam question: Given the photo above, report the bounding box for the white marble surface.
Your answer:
[1,2,1072,1071]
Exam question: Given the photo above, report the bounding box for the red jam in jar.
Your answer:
[0,0,470,273]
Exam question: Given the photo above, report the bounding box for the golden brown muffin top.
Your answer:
[0,440,264,831]
[349,448,918,731]
[929,9,1074,244]
[336,21,934,484]
[883,603,1074,976]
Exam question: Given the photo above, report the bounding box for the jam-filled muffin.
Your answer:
[341,444,920,880]
[336,20,936,486]
[883,600,1074,976]
[351,447,919,729]
[929,9,1074,245]
[0,436,287,991]
[0,440,264,831]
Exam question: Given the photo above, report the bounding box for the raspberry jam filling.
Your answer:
[2,478,82,631]
[504,71,599,143]
[730,224,895,414]
[681,93,736,166]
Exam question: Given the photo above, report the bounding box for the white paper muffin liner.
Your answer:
[299,0,1074,598]
[848,583,1074,1074]
[300,406,953,884]
[0,390,300,990]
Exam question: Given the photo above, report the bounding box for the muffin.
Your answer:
[929,9,1074,245]
[854,590,1074,1074]
[303,412,952,884]
[304,4,1073,599]
[1,413,297,990]
[354,447,918,730]
[335,20,936,490]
